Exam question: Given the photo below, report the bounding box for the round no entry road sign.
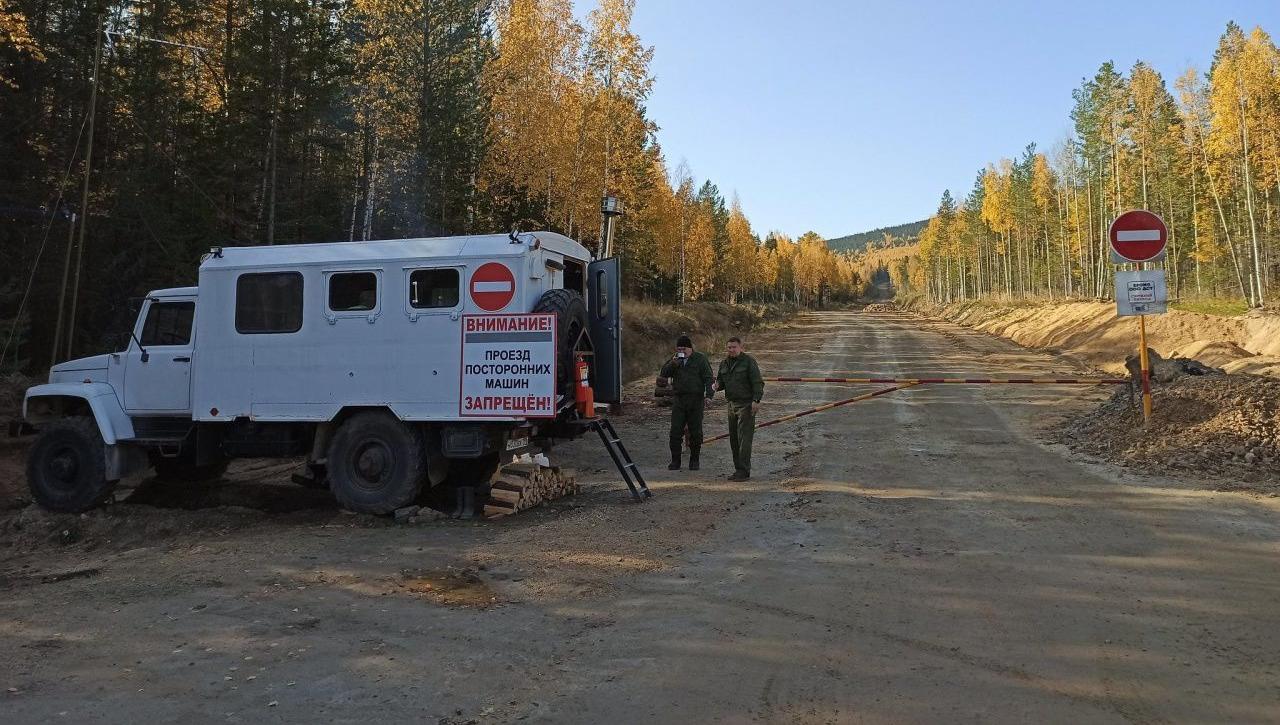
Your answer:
[469,262,516,311]
[1109,210,1168,263]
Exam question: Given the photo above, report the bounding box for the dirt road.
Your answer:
[4,311,1280,723]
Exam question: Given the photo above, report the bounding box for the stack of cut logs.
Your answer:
[863,302,897,313]
[482,463,579,519]
[653,375,674,406]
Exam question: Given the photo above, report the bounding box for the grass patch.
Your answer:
[622,299,798,383]
[1171,298,1249,317]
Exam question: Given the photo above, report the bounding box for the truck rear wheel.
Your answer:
[326,411,426,514]
[27,417,117,512]
[532,289,588,392]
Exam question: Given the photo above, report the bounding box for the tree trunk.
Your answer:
[1239,97,1264,305]
[1192,170,1201,296]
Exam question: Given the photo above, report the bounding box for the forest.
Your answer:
[826,219,927,254]
[0,0,861,373]
[877,22,1280,312]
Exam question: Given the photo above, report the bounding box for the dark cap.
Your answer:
[676,335,693,348]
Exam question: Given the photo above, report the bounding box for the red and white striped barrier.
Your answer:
[703,375,1126,445]
[704,383,920,444]
[764,377,1127,385]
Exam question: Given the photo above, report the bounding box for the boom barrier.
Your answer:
[764,377,1127,385]
[704,375,1128,445]
[703,383,920,444]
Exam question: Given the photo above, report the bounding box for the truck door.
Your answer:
[587,257,622,403]
[123,298,196,414]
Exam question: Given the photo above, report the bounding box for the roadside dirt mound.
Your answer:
[1049,374,1280,491]
[0,438,31,510]
[1166,340,1256,368]
[918,299,1280,379]
[1225,355,1280,378]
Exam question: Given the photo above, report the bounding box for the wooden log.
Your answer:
[488,488,521,505]
[485,496,517,510]
[504,463,538,478]
[490,479,526,493]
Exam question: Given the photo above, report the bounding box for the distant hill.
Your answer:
[826,219,928,253]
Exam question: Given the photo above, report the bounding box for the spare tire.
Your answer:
[532,289,589,392]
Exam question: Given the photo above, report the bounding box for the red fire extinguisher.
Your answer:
[575,354,595,418]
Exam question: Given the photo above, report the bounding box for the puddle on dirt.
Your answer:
[397,568,498,609]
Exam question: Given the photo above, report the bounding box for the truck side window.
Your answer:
[595,270,608,319]
[328,272,377,312]
[563,259,585,294]
[236,272,304,334]
[140,301,195,346]
[409,269,459,309]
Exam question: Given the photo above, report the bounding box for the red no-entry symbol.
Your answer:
[1109,210,1168,263]
[469,262,516,311]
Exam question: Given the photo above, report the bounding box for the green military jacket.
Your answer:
[660,350,714,398]
[717,353,764,403]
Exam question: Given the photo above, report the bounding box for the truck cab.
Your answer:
[23,231,621,515]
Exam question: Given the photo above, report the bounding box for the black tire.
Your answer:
[27,417,117,513]
[326,411,427,514]
[532,288,589,392]
[151,450,229,483]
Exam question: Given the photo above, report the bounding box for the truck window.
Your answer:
[409,269,459,309]
[328,272,377,312]
[563,259,585,294]
[594,270,608,319]
[140,301,195,346]
[236,272,304,334]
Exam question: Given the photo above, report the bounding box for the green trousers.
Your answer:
[726,399,756,474]
[669,394,705,457]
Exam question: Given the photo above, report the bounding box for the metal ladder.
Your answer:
[592,418,650,501]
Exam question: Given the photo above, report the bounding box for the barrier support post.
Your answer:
[1138,314,1152,425]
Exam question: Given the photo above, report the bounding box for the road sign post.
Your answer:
[1110,210,1169,426]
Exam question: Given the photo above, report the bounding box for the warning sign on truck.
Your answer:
[460,314,558,417]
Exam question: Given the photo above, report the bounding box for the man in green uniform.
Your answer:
[713,336,764,481]
[659,335,714,471]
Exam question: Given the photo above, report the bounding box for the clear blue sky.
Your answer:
[608,0,1280,239]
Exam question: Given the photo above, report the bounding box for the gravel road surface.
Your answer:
[3,311,1279,723]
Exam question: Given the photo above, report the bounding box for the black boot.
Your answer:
[668,444,681,470]
[688,450,700,471]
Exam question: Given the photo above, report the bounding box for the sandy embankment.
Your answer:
[918,300,1280,378]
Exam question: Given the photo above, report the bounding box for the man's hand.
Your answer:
[751,401,761,414]
[704,398,712,409]
[712,379,722,391]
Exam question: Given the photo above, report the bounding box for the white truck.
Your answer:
[22,230,626,514]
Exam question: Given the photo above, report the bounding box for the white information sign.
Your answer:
[1115,269,1168,317]
[460,314,558,418]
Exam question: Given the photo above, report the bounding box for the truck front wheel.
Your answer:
[327,412,426,514]
[27,417,117,512]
